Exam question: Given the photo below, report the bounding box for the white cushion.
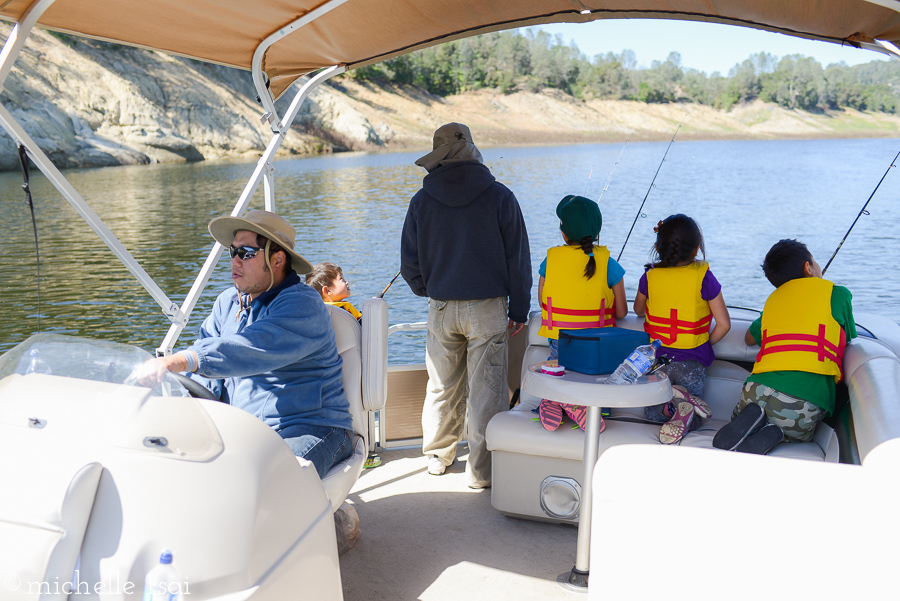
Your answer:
[489,357,833,464]
[322,297,388,511]
[0,451,102,601]
[311,434,366,513]
[843,337,900,463]
[326,304,364,439]
[361,298,388,412]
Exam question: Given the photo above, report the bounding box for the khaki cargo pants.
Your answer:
[422,297,509,487]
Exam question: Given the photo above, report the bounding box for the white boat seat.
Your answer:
[0,457,102,601]
[487,311,839,523]
[0,455,103,601]
[315,297,388,512]
[0,366,343,599]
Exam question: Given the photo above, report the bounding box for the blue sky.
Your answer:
[532,19,887,75]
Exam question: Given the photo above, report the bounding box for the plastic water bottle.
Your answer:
[25,349,52,374]
[142,550,182,601]
[604,339,661,384]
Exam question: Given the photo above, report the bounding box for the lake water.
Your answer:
[2,137,899,363]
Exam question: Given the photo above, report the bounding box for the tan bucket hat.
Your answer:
[415,122,484,172]
[208,209,313,274]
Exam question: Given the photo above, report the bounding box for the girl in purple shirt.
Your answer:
[633,214,731,444]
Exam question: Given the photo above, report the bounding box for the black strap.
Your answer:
[17,144,41,332]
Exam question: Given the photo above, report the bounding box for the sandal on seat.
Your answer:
[713,403,766,451]
[659,401,694,444]
[672,385,712,419]
[735,422,784,454]
[539,399,563,431]
[563,403,587,431]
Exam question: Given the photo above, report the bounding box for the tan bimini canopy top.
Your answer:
[2,0,900,99]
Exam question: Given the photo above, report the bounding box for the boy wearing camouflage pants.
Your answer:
[714,239,857,454]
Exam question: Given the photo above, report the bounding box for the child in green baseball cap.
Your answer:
[535,195,628,432]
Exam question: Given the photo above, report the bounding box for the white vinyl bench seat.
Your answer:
[486,312,839,524]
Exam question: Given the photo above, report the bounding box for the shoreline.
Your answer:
[2,21,898,173]
[299,80,900,158]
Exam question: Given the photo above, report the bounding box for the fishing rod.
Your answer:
[17,144,41,332]
[822,147,900,275]
[582,165,593,196]
[378,270,402,298]
[597,140,628,203]
[616,122,682,263]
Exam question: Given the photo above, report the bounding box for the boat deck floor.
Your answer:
[339,446,581,601]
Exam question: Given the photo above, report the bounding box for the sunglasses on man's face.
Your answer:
[229,245,262,260]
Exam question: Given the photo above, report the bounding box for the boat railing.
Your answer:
[372,321,430,450]
[388,322,427,335]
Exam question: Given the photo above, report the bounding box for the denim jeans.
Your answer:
[644,359,706,433]
[422,297,509,487]
[282,426,354,478]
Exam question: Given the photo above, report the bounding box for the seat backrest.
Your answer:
[326,297,388,439]
[844,337,900,463]
[361,297,388,412]
[326,305,365,438]
[520,309,758,417]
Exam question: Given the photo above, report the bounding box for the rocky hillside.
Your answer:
[1,24,899,171]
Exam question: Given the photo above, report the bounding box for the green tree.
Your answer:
[762,55,825,110]
[341,31,900,113]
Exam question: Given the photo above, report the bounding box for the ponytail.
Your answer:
[579,236,596,280]
[649,214,704,269]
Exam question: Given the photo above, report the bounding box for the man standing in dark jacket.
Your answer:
[401,123,531,489]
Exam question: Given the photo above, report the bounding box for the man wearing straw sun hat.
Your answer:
[401,123,532,489]
[140,209,354,478]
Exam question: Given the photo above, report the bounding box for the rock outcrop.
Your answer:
[0,25,344,170]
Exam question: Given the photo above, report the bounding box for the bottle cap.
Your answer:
[651,339,661,348]
[159,550,173,565]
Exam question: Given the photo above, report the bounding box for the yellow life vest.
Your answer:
[325,300,362,320]
[643,261,712,349]
[539,244,615,340]
[751,278,846,382]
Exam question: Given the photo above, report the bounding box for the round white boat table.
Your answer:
[521,360,672,592]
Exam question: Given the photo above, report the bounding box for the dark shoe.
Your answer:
[713,403,766,451]
[735,423,784,455]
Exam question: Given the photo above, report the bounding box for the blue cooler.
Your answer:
[557,327,651,375]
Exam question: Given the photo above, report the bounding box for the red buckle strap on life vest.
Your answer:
[644,308,712,345]
[542,297,615,330]
[756,324,847,366]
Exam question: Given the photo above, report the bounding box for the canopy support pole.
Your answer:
[0,0,186,326]
[156,65,344,355]
[263,161,275,211]
[874,39,900,60]
[250,0,350,126]
[0,0,56,90]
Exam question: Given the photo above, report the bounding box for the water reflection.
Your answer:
[1,138,899,362]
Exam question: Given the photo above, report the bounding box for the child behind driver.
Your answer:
[306,262,361,321]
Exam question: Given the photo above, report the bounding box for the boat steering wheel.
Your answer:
[169,373,222,401]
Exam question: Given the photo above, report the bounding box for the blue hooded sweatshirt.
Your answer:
[187,272,352,437]
[400,161,532,323]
